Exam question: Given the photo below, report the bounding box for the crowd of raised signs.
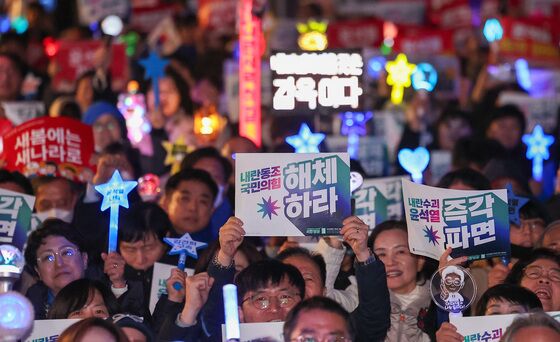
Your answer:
[1,1,560,342]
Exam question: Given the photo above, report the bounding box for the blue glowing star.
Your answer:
[522,125,554,182]
[0,16,10,34]
[139,51,169,108]
[257,196,280,219]
[95,170,138,253]
[412,63,438,92]
[423,226,441,245]
[367,56,386,78]
[483,18,503,42]
[286,123,325,153]
[398,147,430,184]
[515,59,531,92]
[506,183,529,226]
[164,233,208,259]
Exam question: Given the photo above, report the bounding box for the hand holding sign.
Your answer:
[218,217,245,266]
[341,216,370,262]
[435,322,463,342]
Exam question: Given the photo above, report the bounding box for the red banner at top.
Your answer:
[51,40,128,93]
[1,117,95,183]
[498,17,560,66]
[394,27,455,56]
[327,18,384,49]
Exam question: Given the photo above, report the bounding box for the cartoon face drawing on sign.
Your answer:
[440,266,465,311]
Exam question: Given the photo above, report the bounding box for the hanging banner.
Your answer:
[270,51,364,113]
[51,40,128,92]
[327,18,383,49]
[353,176,408,230]
[0,117,95,183]
[402,179,509,261]
[235,153,351,236]
[0,188,35,250]
[393,28,455,56]
[450,311,560,342]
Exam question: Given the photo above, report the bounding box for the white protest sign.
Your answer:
[450,311,560,342]
[25,319,80,342]
[325,136,388,177]
[354,176,408,230]
[2,101,44,126]
[77,0,130,25]
[403,179,509,261]
[149,262,194,313]
[235,153,351,236]
[221,321,284,342]
[497,91,560,134]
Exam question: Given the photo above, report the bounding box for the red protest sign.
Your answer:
[51,40,128,92]
[0,117,95,183]
[198,0,237,34]
[327,18,383,49]
[498,17,560,67]
[394,27,455,56]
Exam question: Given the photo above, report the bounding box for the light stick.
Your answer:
[522,125,554,182]
[506,183,529,226]
[483,18,503,43]
[515,59,531,92]
[385,53,416,105]
[223,284,240,341]
[340,112,372,159]
[398,147,430,184]
[163,233,207,290]
[286,123,325,153]
[95,170,138,253]
[412,63,438,92]
[139,51,169,108]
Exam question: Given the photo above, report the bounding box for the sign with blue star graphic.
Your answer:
[522,124,554,182]
[286,123,325,153]
[403,179,510,261]
[95,170,137,253]
[506,183,529,226]
[139,51,169,108]
[257,196,280,219]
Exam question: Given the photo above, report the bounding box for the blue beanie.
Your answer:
[83,101,127,138]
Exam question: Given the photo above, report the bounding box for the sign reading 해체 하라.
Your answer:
[235,153,351,236]
[402,179,510,261]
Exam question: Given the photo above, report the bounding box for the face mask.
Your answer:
[36,208,74,223]
[214,184,226,209]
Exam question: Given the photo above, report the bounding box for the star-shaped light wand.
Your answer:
[95,170,138,253]
[139,51,169,108]
[522,125,554,182]
[164,233,207,290]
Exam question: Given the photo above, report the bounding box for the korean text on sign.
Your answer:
[283,156,338,219]
[240,166,282,194]
[443,194,496,250]
[408,198,440,223]
[0,196,22,243]
[15,128,83,166]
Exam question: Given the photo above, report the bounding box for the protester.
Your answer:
[499,312,560,341]
[48,278,118,319]
[58,317,129,342]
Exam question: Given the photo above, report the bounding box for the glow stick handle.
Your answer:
[223,284,240,341]
[108,205,119,253]
[173,252,187,291]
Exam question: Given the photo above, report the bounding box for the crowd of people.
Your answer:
[1,1,560,342]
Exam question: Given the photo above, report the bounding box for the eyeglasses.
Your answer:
[515,219,545,231]
[93,122,118,132]
[242,291,300,311]
[37,246,80,264]
[444,278,462,286]
[523,265,560,282]
[291,334,351,342]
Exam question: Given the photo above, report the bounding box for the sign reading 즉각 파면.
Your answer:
[402,179,509,261]
[235,153,351,236]
[0,188,35,250]
[269,51,364,113]
[353,176,408,230]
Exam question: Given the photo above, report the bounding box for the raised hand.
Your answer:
[101,252,126,288]
[340,216,370,262]
[166,268,187,303]
[179,272,215,325]
[217,216,245,266]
